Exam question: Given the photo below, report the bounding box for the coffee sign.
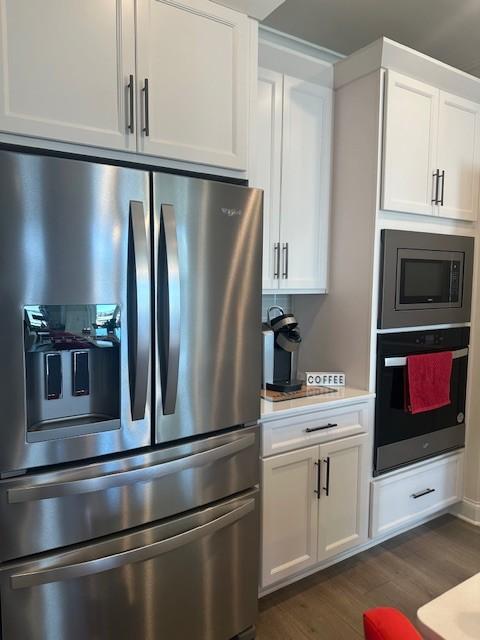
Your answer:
[305,372,346,387]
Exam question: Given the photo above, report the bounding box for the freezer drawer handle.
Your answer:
[9,497,255,590]
[128,201,151,421]
[384,347,468,368]
[159,203,181,415]
[6,432,255,504]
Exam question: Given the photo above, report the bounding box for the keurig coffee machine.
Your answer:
[263,306,302,392]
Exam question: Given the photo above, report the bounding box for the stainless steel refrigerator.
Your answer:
[0,150,262,640]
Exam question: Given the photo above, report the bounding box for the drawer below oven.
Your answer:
[370,451,464,538]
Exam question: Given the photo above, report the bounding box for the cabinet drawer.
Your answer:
[370,452,463,538]
[261,401,370,457]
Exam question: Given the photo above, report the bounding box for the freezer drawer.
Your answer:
[0,490,259,640]
[0,425,259,561]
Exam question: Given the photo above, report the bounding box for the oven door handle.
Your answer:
[384,347,468,368]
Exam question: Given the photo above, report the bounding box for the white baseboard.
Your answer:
[451,498,480,526]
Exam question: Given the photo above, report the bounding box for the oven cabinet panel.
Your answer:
[382,70,439,217]
[136,0,249,169]
[317,434,369,562]
[0,0,136,151]
[261,446,319,588]
[0,426,259,562]
[0,491,259,640]
[370,451,464,539]
[437,91,480,222]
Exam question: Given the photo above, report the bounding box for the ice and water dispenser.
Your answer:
[24,304,121,442]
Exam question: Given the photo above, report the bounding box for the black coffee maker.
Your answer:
[262,306,302,392]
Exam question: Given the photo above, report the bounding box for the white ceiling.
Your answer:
[263,0,480,77]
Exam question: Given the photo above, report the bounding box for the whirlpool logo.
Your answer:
[221,207,242,217]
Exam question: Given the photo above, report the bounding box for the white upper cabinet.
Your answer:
[251,68,283,289]
[437,92,480,221]
[317,434,368,561]
[279,76,332,291]
[0,0,136,151]
[382,70,480,222]
[136,0,249,169]
[382,71,439,217]
[251,69,333,293]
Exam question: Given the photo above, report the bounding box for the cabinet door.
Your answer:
[250,68,283,290]
[261,446,319,588]
[317,434,368,561]
[279,76,332,292]
[136,0,249,169]
[382,70,439,216]
[0,0,136,150]
[437,91,480,221]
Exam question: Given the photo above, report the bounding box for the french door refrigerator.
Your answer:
[0,150,263,640]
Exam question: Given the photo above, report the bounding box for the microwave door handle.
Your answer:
[128,201,150,421]
[384,347,468,368]
[159,204,181,415]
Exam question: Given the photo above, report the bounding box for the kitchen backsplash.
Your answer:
[262,295,292,322]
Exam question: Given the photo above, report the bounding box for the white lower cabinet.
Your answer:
[261,446,318,587]
[261,433,369,589]
[317,435,369,561]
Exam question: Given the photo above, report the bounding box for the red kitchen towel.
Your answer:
[404,351,453,414]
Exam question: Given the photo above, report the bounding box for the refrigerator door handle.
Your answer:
[7,432,255,503]
[9,497,255,589]
[159,204,181,415]
[128,201,150,421]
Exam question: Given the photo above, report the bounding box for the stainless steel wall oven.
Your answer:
[374,327,469,475]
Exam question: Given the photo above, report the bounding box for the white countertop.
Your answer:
[417,572,480,640]
[260,386,374,422]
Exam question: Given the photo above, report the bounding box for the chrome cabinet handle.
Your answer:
[273,242,280,279]
[305,423,338,433]
[439,170,445,206]
[314,460,321,500]
[432,169,440,204]
[7,432,255,504]
[411,488,436,499]
[322,456,330,496]
[9,498,255,589]
[127,74,135,134]
[282,243,288,279]
[128,201,150,422]
[142,78,150,136]
[159,204,181,415]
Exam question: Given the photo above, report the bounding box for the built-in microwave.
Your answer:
[379,230,474,329]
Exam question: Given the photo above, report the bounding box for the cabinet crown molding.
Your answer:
[335,37,480,104]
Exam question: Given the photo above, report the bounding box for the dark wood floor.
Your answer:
[257,515,480,639]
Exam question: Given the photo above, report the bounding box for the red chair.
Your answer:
[363,607,422,640]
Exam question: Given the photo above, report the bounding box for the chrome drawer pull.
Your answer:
[305,423,338,433]
[411,488,436,499]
